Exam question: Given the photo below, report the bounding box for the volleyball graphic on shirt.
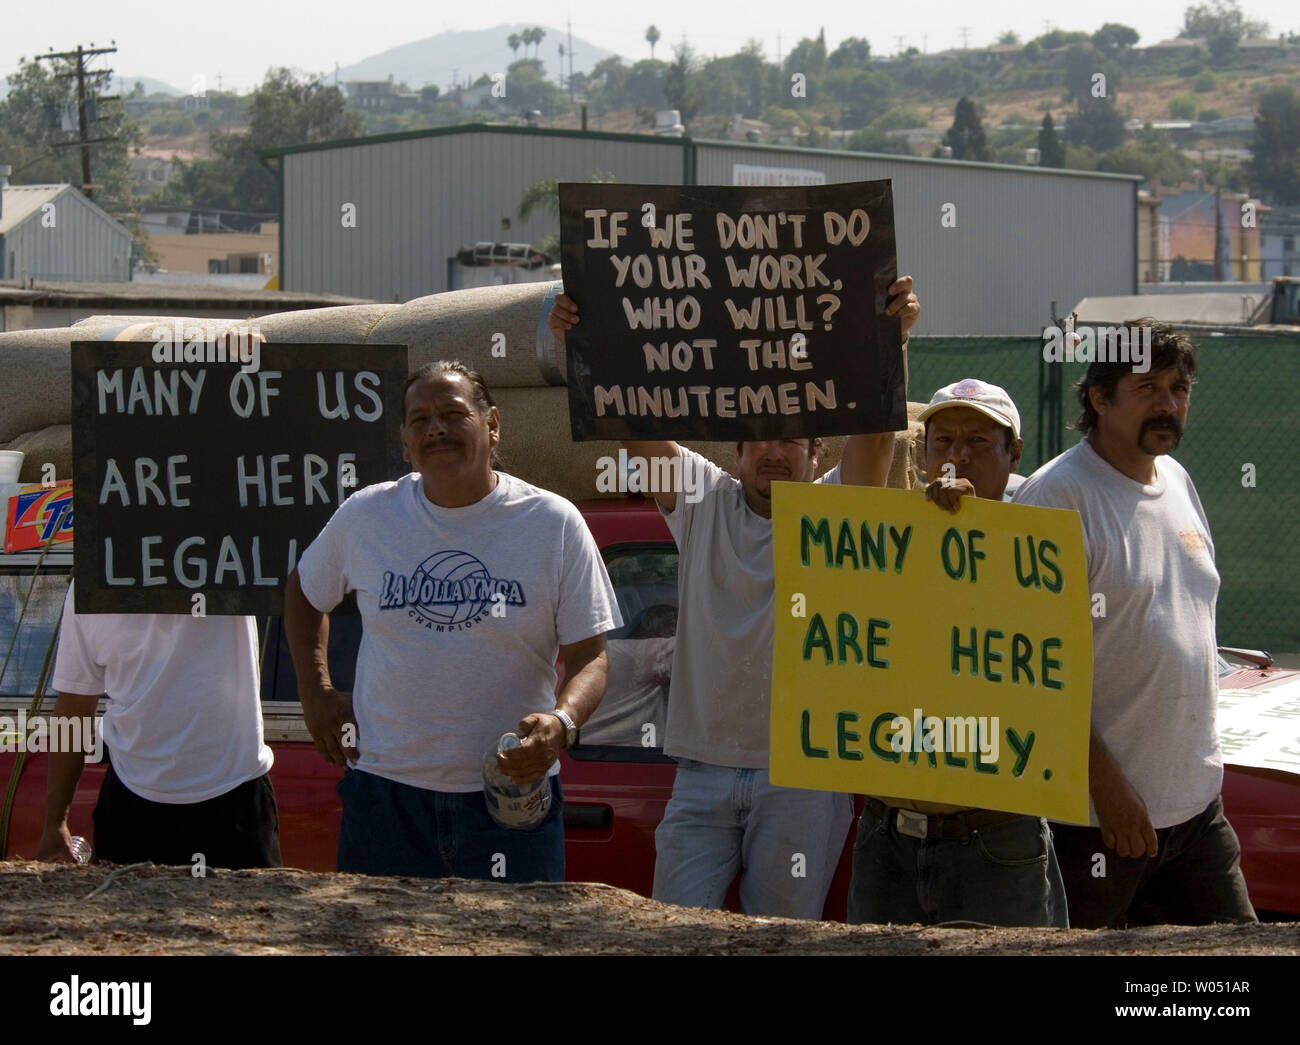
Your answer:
[377,549,528,629]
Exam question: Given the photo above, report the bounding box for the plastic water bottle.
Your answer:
[69,835,91,865]
[482,732,551,829]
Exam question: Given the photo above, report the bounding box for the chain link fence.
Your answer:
[909,330,1300,654]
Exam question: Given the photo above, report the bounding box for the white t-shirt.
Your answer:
[1015,440,1222,828]
[51,581,273,804]
[295,471,622,792]
[660,450,840,768]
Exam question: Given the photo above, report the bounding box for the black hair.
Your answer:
[404,360,504,468]
[1074,320,1197,436]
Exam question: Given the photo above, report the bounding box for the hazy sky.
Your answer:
[6,0,1298,94]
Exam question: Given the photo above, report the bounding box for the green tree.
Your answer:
[1181,0,1268,62]
[847,127,912,155]
[1037,112,1065,167]
[518,171,615,257]
[1169,95,1197,119]
[997,31,1020,46]
[508,32,521,60]
[1066,99,1126,151]
[1096,139,1193,184]
[0,54,147,255]
[646,25,660,59]
[828,36,871,69]
[663,44,701,124]
[943,96,989,161]
[1248,85,1300,203]
[1091,23,1140,54]
[151,67,361,214]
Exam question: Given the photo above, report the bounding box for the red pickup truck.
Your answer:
[0,498,1295,922]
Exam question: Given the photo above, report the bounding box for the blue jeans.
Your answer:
[847,804,1068,927]
[652,758,854,919]
[336,767,565,882]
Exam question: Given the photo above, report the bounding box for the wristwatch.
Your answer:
[551,708,578,748]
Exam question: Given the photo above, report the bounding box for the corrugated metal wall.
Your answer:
[283,130,684,302]
[694,143,1137,335]
[3,190,132,282]
[280,128,1137,335]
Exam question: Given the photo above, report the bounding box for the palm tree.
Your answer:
[508,32,521,60]
[646,25,661,59]
[534,27,547,57]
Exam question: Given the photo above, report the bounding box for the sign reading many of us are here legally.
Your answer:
[770,482,1093,823]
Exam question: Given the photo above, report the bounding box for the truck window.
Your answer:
[0,565,70,698]
[579,544,678,751]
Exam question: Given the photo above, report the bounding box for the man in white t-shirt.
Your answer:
[1016,321,1256,927]
[37,586,280,868]
[284,360,621,881]
[848,379,1067,928]
[549,277,919,919]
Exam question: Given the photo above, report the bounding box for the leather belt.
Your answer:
[864,797,1024,841]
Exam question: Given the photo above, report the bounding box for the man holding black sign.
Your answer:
[38,583,281,869]
[284,360,621,881]
[549,276,918,919]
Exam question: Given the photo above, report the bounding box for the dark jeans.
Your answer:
[93,752,281,869]
[1051,795,1257,928]
[336,767,565,882]
[847,805,1068,927]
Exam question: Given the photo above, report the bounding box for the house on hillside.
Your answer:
[0,171,132,282]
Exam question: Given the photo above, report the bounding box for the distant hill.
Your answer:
[112,75,185,97]
[335,23,618,89]
[0,72,183,101]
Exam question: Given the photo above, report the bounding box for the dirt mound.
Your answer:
[2,862,1296,956]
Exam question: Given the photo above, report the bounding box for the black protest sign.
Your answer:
[70,342,408,615]
[559,180,905,442]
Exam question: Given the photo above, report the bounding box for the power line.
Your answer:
[37,43,120,201]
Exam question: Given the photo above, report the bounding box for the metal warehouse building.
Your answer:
[264,125,1140,335]
[0,174,133,283]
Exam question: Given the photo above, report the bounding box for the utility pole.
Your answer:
[567,20,575,102]
[38,43,119,201]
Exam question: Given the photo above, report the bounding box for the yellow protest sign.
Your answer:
[770,481,1092,823]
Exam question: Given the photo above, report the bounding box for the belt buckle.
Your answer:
[895,809,929,840]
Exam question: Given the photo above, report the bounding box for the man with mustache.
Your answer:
[549,277,919,919]
[847,379,1068,927]
[1016,321,1256,927]
[284,361,621,880]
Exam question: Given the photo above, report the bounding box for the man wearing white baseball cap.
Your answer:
[847,378,1069,928]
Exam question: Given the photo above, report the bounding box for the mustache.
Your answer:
[1140,415,1183,438]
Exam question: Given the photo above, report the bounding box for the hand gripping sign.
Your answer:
[770,482,1093,823]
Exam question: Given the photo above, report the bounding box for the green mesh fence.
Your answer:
[909,330,1300,654]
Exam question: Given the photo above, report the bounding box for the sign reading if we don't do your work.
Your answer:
[559,180,906,443]
[71,341,408,615]
[771,482,1094,823]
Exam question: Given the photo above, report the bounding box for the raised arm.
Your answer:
[837,276,919,487]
